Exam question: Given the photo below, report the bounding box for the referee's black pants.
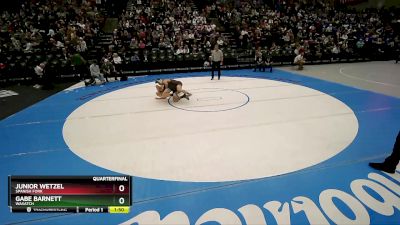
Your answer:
[384,131,400,168]
[211,61,221,80]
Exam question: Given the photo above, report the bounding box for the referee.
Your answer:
[210,45,223,80]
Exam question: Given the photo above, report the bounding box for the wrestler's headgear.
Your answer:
[155,79,162,85]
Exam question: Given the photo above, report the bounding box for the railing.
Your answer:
[0,50,395,85]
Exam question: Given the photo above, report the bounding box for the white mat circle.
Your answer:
[63,77,358,182]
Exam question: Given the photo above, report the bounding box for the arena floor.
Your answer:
[1,61,399,224]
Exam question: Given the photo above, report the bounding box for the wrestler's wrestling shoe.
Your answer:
[177,92,190,100]
[184,92,192,100]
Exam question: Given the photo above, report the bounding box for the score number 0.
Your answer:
[118,185,126,205]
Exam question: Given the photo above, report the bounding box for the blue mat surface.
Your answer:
[1,69,399,225]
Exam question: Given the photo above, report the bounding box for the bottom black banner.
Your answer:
[11,206,109,213]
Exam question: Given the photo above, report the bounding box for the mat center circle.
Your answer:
[168,88,249,112]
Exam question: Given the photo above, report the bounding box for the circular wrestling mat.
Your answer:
[63,77,358,182]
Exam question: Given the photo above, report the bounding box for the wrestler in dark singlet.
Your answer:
[167,80,183,93]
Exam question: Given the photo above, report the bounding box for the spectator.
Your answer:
[130,53,140,64]
[101,59,115,82]
[33,62,45,89]
[24,42,33,53]
[76,37,88,53]
[88,60,106,85]
[294,52,305,70]
[254,47,264,72]
[264,49,273,73]
[175,46,185,55]
[332,45,340,60]
[112,53,124,81]
[70,52,87,80]
[130,38,139,49]
[183,45,190,54]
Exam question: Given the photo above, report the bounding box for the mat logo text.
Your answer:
[122,171,399,225]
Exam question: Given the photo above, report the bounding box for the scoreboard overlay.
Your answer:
[8,176,131,213]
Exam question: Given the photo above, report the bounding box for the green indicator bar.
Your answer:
[11,195,130,207]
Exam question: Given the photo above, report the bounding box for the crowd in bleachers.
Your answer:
[1,0,400,86]
[207,0,400,62]
[111,0,400,70]
[0,0,104,85]
[109,0,228,69]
